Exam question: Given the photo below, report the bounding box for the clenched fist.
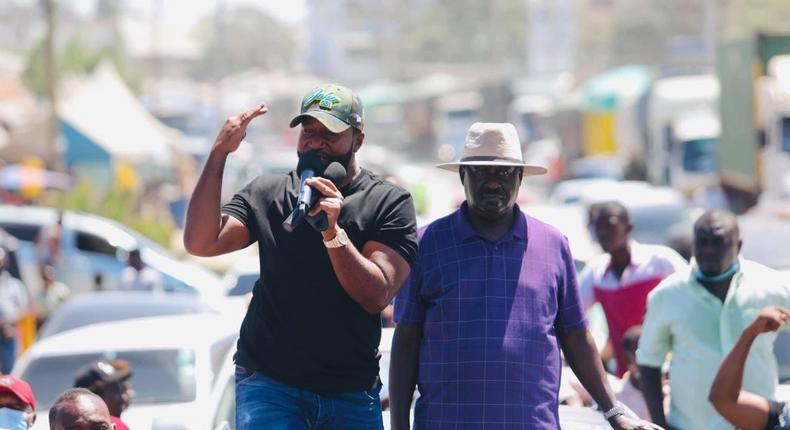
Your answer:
[746,306,790,336]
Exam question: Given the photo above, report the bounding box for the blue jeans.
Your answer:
[235,366,383,430]
[0,336,16,374]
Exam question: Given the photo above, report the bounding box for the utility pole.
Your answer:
[42,0,60,170]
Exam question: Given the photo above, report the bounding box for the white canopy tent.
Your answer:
[58,63,179,166]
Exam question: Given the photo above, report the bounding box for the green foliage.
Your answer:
[22,35,142,97]
[51,180,175,248]
[723,0,790,38]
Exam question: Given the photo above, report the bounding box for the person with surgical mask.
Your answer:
[0,375,36,429]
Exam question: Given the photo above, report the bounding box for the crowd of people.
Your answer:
[2,81,789,430]
[0,357,134,430]
[179,83,790,430]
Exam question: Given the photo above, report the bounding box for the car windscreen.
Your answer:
[228,274,258,296]
[0,223,41,242]
[630,206,687,245]
[39,297,214,338]
[682,138,718,173]
[21,349,197,410]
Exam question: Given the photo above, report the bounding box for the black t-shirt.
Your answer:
[221,168,417,393]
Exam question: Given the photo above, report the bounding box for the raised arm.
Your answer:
[183,104,266,257]
[709,306,790,430]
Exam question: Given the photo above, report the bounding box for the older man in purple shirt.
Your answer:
[390,123,662,430]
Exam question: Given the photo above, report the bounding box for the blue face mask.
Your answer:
[0,407,29,430]
[694,261,740,283]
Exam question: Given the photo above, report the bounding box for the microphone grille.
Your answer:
[323,162,347,186]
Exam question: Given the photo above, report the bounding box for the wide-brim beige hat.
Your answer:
[436,122,548,176]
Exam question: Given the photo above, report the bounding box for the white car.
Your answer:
[221,255,259,297]
[578,181,692,245]
[12,314,239,430]
[0,205,223,299]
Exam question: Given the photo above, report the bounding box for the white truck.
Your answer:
[647,74,720,191]
[757,55,790,200]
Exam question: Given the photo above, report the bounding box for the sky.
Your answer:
[39,0,308,59]
[11,0,307,23]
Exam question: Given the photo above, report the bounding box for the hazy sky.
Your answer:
[41,0,308,58]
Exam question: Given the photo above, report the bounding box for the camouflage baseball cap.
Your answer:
[289,83,364,133]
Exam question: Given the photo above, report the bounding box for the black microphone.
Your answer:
[282,154,347,232]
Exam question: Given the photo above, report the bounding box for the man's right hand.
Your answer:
[747,306,790,335]
[212,104,268,155]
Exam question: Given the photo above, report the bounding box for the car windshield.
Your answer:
[682,138,718,173]
[630,205,687,245]
[39,296,214,338]
[21,349,197,410]
[227,274,258,296]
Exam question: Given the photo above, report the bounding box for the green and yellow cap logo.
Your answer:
[289,83,364,133]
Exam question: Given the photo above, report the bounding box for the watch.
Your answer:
[603,403,626,420]
[323,228,349,248]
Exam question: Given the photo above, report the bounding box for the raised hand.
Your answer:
[747,306,790,336]
[213,104,268,155]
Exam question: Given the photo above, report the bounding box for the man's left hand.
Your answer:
[609,415,665,430]
[306,177,345,239]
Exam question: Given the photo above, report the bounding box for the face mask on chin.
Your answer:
[0,407,30,430]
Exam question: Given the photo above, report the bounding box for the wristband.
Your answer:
[604,403,626,420]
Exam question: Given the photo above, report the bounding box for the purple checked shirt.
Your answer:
[394,204,588,430]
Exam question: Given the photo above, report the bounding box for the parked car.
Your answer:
[578,181,692,245]
[221,255,259,297]
[0,205,223,298]
[37,291,243,339]
[12,314,239,430]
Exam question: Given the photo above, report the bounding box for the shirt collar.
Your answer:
[454,202,527,243]
[603,240,643,277]
[628,241,650,266]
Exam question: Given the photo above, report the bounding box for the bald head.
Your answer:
[694,209,739,238]
[693,209,742,277]
[49,388,113,430]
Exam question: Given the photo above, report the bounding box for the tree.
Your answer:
[22,36,141,97]
[722,0,790,38]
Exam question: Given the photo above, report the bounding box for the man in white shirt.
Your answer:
[120,249,163,293]
[638,209,790,430]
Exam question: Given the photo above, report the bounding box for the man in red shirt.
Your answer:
[578,201,687,375]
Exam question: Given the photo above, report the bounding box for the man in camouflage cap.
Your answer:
[184,84,418,429]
